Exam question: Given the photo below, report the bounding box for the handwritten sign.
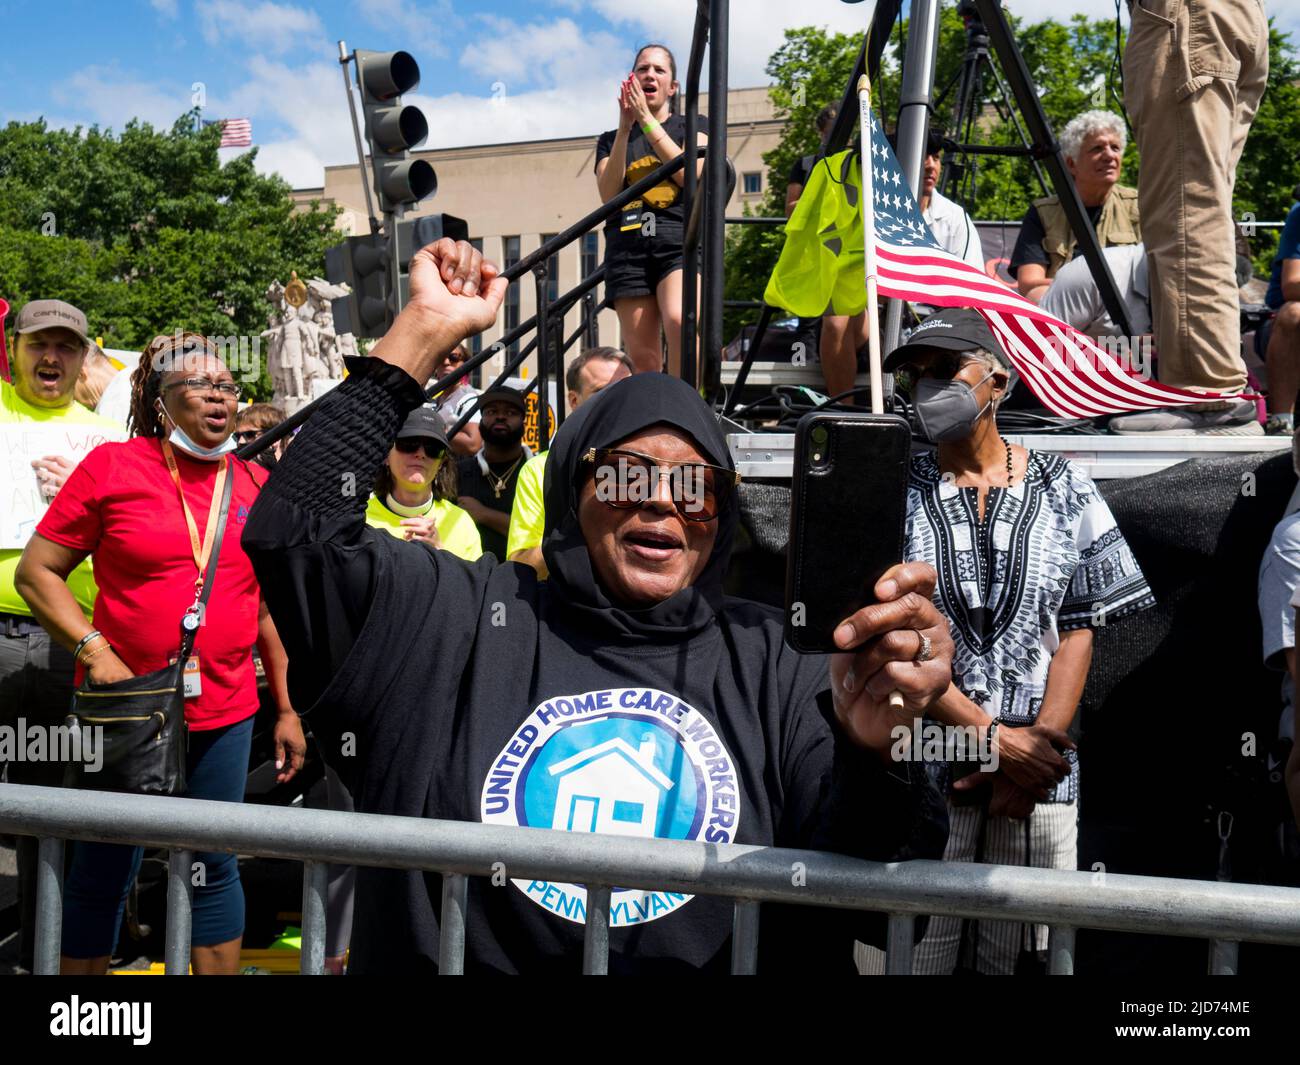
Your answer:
[1,423,125,548]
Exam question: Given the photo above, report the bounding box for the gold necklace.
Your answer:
[484,454,524,498]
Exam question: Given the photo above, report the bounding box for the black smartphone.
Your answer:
[783,411,912,654]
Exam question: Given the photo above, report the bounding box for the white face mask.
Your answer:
[158,399,237,461]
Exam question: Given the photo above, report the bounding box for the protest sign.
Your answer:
[1,423,124,548]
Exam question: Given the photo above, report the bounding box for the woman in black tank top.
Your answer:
[594,44,707,378]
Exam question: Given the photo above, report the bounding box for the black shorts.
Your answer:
[604,224,688,302]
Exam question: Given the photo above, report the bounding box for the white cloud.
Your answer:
[584,0,1143,86]
[357,0,457,58]
[459,16,626,90]
[583,0,876,85]
[52,66,192,131]
[198,0,325,55]
[150,0,179,17]
[216,56,356,186]
[414,83,619,151]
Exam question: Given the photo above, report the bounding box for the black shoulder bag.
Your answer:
[63,462,235,796]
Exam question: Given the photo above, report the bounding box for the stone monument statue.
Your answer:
[264,271,356,413]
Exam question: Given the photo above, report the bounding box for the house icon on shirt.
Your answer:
[547,734,674,838]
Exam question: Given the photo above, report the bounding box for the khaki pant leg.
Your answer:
[1125,0,1266,393]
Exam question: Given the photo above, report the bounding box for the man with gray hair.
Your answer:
[1009,109,1140,305]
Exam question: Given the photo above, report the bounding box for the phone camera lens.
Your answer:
[809,425,830,469]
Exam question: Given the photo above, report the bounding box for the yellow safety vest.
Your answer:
[765,150,868,317]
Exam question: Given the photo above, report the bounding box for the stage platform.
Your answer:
[728,431,1290,481]
[721,361,875,391]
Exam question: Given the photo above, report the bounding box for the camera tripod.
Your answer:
[933,0,1048,210]
[886,0,1134,342]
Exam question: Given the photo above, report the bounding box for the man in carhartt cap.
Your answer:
[0,298,120,973]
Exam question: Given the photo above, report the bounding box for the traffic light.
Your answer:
[325,233,392,339]
[355,50,436,216]
[394,214,470,310]
[396,214,469,269]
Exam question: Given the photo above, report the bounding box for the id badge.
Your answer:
[619,199,644,233]
[170,655,202,698]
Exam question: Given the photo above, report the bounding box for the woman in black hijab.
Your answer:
[244,239,953,974]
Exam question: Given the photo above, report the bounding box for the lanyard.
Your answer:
[161,440,229,599]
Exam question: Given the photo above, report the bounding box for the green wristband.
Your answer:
[641,119,661,136]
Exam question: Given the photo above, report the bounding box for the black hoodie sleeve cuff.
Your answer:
[262,356,427,521]
[813,691,950,864]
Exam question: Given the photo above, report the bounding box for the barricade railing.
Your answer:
[4,782,1300,976]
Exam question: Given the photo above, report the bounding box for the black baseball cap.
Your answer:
[395,405,450,449]
[885,129,945,158]
[478,386,526,415]
[883,308,1010,372]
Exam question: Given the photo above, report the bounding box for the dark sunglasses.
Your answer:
[394,437,446,458]
[234,429,262,443]
[581,447,740,523]
[895,351,985,389]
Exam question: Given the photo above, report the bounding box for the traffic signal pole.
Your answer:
[337,40,380,236]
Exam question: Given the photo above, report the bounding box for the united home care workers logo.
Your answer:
[480,686,741,926]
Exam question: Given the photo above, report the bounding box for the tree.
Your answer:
[723,16,1300,337]
[0,113,341,400]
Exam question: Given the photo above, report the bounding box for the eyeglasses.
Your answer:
[582,447,740,523]
[234,429,262,443]
[394,437,445,458]
[163,376,241,399]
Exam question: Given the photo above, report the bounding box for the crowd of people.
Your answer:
[2,13,1299,975]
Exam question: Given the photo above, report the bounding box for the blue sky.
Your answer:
[3,1,1293,190]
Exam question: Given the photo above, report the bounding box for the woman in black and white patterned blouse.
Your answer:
[884,308,1154,975]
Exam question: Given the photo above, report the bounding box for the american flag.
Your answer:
[205,118,252,148]
[859,107,1225,417]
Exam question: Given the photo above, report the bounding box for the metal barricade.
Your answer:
[4,782,1299,976]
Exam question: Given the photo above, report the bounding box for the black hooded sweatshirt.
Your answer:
[243,358,947,974]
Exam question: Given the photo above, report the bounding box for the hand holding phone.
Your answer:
[782,411,952,752]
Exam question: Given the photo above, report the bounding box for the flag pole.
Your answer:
[858,66,903,713]
[857,73,885,417]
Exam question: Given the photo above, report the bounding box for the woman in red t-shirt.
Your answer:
[16,332,306,974]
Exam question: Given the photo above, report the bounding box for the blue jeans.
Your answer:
[62,714,254,959]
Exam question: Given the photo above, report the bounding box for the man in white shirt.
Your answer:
[918,133,985,272]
